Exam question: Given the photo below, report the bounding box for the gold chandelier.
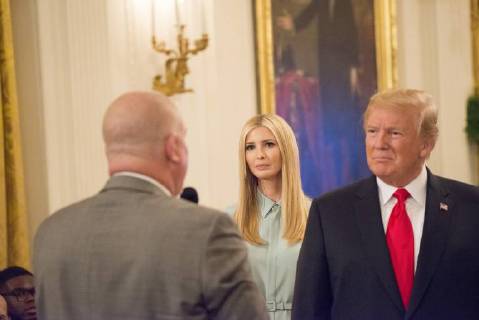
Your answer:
[151,1,209,96]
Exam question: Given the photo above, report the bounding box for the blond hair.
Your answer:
[234,114,309,245]
[364,88,439,144]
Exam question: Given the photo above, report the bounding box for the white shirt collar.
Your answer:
[113,171,172,196]
[377,166,427,206]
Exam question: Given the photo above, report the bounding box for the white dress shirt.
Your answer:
[377,166,427,272]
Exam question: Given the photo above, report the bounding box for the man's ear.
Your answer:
[420,137,435,159]
[164,133,181,163]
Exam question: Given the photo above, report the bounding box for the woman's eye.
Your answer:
[265,142,275,148]
[245,144,255,151]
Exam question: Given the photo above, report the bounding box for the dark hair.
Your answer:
[0,266,33,287]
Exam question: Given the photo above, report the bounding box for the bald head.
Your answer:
[102,91,188,194]
[103,91,181,156]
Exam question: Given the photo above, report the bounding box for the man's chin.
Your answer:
[23,308,37,320]
[370,166,391,177]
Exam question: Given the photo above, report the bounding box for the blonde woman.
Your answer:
[234,114,310,320]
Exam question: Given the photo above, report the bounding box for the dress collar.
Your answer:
[257,190,281,218]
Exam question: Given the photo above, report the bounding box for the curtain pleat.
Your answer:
[0,0,31,269]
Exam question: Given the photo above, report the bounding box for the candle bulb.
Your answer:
[175,0,181,26]
[201,0,206,34]
[151,0,155,38]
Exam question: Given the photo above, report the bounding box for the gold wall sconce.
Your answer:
[151,1,208,96]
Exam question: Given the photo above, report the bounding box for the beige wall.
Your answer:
[11,0,257,242]
[397,0,478,183]
[10,0,478,243]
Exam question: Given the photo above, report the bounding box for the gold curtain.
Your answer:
[0,0,30,269]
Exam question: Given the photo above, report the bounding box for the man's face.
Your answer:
[1,275,36,320]
[0,295,8,320]
[365,106,432,187]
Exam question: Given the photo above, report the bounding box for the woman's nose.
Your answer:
[256,148,265,159]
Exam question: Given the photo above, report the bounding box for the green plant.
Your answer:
[466,95,479,144]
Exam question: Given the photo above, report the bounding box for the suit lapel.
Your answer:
[406,172,452,319]
[354,176,405,313]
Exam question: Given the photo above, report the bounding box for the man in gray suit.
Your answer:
[33,91,268,320]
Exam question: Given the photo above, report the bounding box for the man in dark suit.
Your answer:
[33,91,268,320]
[293,88,479,319]
[277,0,359,105]
[277,0,367,193]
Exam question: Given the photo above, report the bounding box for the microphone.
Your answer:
[180,187,199,204]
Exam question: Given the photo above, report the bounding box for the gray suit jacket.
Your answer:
[33,176,268,320]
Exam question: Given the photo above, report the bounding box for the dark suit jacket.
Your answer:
[292,170,479,320]
[294,0,359,110]
[33,176,268,320]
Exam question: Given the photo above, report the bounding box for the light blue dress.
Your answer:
[245,191,303,320]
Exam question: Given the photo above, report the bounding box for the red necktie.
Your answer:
[386,188,414,309]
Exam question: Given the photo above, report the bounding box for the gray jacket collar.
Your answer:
[100,175,168,197]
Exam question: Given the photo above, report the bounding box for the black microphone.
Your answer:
[180,187,199,204]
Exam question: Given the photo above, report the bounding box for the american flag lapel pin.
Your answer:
[440,202,448,212]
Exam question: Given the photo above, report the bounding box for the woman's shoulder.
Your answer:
[224,204,237,217]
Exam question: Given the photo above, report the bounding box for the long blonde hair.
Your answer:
[234,114,309,245]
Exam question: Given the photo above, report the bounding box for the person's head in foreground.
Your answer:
[0,267,36,320]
